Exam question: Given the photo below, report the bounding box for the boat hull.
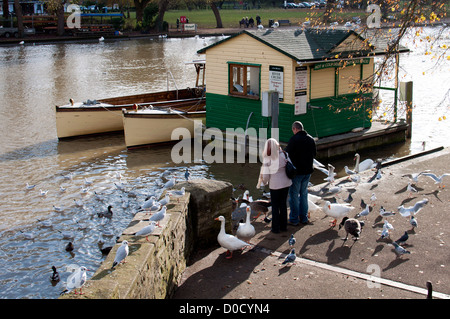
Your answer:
[122,110,206,148]
[55,88,203,139]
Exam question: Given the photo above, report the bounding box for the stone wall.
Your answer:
[59,178,232,299]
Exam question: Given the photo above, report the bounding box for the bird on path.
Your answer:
[316,164,336,183]
[141,196,156,210]
[60,266,88,295]
[288,234,296,248]
[395,231,409,245]
[282,248,296,265]
[322,201,354,227]
[402,170,430,183]
[392,242,411,258]
[356,204,371,219]
[379,206,396,218]
[410,215,418,229]
[112,240,129,269]
[407,182,418,197]
[398,198,429,217]
[422,172,450,188]
[339,217,364,241]
[236,206,256,243]
[215,215,250,259]
[344,165,357,177]
[158,194,170,206]
[135,221,157,241]
[168,187,185,202]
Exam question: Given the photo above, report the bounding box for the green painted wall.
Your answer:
[205,92,372,143]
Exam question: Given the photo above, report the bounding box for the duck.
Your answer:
[98,205,113,218]
[322,201,354,227]
[236,206,256,243]
[353,153,376,173]
[215,215,250,259]
[65,242,74,252]
[339,217,365,241]
[50,266,60,283]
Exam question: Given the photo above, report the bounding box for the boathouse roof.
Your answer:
[198,28,409,62]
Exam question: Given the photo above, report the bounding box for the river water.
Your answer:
[0,27,448,299]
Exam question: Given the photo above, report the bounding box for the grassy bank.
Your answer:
[163,8,366,29]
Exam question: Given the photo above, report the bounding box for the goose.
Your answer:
[236,206,256,243]
[112,240,129,269]
[60,266,88,295]
[135,221,157,241]
[50,266,60,283]
[322,201,354,227]
[215,215,250,259]
[353,153,376,173]
[339,217,364,241]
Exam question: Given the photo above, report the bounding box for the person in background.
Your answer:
[285,121,317,225]
[258,138,292,233]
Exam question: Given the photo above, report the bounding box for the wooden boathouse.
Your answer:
[197,28,410,158]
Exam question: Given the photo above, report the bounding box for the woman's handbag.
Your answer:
[283,151,297,179]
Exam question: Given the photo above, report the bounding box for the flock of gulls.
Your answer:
[23,166,190,296]
[215,153,449,269]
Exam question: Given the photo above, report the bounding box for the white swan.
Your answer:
[353,153,376,173]
[236,206,256,242]
[215,215,250,259]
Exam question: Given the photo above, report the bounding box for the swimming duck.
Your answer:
[50,266,60,283]
[322,201,354,227]
[215,215,250,259]
[236,206,256,243]
[98,205,113,218]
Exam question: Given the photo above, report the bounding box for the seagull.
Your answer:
[112,240,129,269]
[114,182,125,191]
[59,185,67,192]
[39,189,49,197]
[73,199,83,207]
[97,205,113,218]
[60,266,88,295]
[168,187,185,202]
[422,172,450,187]
[147,205,166,226]
[410,215,418,229]
[99,36,104,42]
[163,178,176,189]
[288,234,296,248]
[356,204,371,218]
[20,230,34,240]
[316,164,336,183]
[84,178,93,186]
[379,206,396,218]
[26,183,36,190]
[53,205,63,212]
[392,242,411,258]
[19,40,24,45]
[135,221,157,241]
[215,215,250,259]
[141,196,156,210]
[344,165,357,176]
[370,193,377,206]
[383,219,394,231]
[402,170,430,183]
[395,231,409,245]
[50,266,60,283]
[398,198,429,217]
[380,227,390,239]
[322,201,354,227]
[282,248,296,265]
[339,217,365,241]
[407,182,418,197]
[38,219,52,227]
[156,194,169,206]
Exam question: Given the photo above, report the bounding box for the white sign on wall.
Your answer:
[295,91,307,115]
[295,66,307,90]
[269,65,284,101]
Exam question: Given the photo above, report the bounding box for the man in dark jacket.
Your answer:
[284,121,317,225]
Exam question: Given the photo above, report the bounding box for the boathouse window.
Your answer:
[228,63,260,99]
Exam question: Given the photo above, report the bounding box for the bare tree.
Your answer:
[13,0,23,37]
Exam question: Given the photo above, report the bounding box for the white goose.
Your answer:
[353,153,376,173]
[236,206,256,243]
[215,215,250,259]
[322,201,354,227]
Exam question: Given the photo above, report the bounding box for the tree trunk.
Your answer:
[134,0,152,23]
[57,3,65,36]
[156,0,169,32]
[13,0,23,38]
[2,0,9,19]
[210,2,223,28]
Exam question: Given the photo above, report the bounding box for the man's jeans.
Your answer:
[288,174,311,224]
